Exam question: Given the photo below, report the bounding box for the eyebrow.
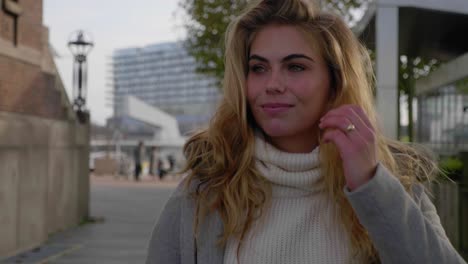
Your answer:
[248,54,315,63]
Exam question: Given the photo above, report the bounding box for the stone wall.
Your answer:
[0,113,90,258]
[0,0,90,258]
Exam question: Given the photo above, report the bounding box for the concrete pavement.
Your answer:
[2,175,179,264]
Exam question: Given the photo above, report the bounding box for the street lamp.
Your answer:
[68,30,94,123]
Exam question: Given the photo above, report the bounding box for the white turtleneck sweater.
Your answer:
[224,136,360,264]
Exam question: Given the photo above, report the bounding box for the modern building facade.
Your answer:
[354,0,468,139]
[416,81,468,156]
[415,52,468,156]
[110,42,221,135]
[91,96,186,176]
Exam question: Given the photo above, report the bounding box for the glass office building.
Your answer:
[110,42,221,135]
[417,78,468,155]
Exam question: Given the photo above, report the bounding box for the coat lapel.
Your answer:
[196,210,225,263]
[179,184,225,264]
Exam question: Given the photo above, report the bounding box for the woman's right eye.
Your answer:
[250,65,266,73]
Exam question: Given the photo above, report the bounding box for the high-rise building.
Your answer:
[110,41,221,135]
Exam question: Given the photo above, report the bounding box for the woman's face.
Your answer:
[247,24,331,153]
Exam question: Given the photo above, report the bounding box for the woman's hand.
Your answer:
[319,104,378,191]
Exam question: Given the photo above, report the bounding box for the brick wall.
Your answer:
[19,0,43,51]
[0,0,42,50]
[0,5,15,44]
[0,57,65,119]
[0,0,68,120]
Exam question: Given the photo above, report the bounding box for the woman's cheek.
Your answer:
[246,82,262,104]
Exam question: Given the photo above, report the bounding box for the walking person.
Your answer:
[157,157,168,180]
[146,0,466,263]
[149,146,159,179]
[133,141,144,182]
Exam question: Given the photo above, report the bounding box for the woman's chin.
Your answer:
[259,124,291,138]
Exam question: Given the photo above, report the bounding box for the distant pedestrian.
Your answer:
[133,141,144,181]
[167,154,175,171]
[157,158,168,180]
[149,146,159,179]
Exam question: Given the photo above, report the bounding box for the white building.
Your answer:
[110,42,221,135]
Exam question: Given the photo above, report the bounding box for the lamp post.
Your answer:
[68,30,94,123]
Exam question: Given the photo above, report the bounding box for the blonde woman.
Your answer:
[146,0,466,263]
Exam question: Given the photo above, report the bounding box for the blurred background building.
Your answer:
[89,41,221,176]
[415,54,468,156]
[109,41,221,135]
[0,0,89,259]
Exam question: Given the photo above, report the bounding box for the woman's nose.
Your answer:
[265,69,286,94]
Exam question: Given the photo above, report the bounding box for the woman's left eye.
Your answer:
[289,64,305,72]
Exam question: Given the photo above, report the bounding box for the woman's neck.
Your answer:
[264,130,320,153]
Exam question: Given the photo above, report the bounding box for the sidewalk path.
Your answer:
[2,175,179,264]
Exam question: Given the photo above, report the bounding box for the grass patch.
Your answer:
[79,216,105,226]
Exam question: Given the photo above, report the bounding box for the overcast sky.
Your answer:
[43,0,186,125]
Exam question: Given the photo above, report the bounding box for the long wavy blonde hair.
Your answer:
[181,0,438,262]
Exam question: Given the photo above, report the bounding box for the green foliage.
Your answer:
[440,157,464,172]
[179,0,247,84]
[79,216,105,226]
[320,0,371,24]
[399,135,410,142]
[455,77,468,94]
[398,56,439,141]
[398,56,439,96]
[439,156,464,181]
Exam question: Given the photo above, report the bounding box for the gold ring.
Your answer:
[346,124,356,132]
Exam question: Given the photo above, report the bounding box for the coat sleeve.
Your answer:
[345,163,466,264]
[146,191,183,264]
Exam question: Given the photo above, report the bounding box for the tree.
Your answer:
[179,0,246,83]
[320,0,371,24]
[398,56,439,141]
[455,77,468,95]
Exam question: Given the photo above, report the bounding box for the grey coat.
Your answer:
[146,164,466,264]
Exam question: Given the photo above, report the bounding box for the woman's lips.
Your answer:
[261,103,293,115]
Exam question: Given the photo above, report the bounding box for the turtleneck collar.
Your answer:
[254,133,324,197]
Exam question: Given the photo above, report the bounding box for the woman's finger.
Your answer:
[320,115,369,153]
[320,105,375,139]
[322,128,355,157]
[319,115,361,135]
[349,105,374,132]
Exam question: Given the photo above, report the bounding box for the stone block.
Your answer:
[62,149,78,228]
[76,147,90,221]
[0,150,20,257]
[94,157,118,175]
[0,113,50,147]
[46,148,66,234]
[49,121,72,148]
[17,148,48,251]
